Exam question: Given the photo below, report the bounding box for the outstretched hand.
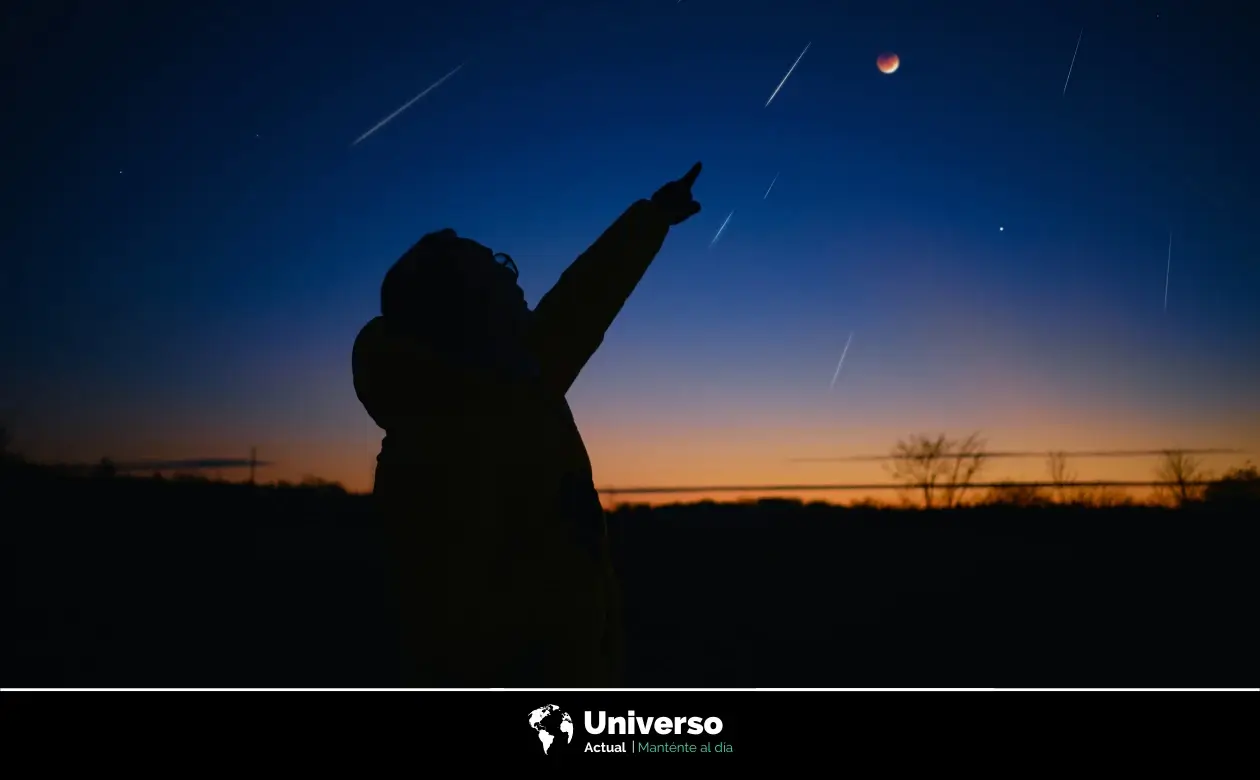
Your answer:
[650,162,703,226]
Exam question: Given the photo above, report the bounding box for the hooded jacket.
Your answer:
[352,199,671,687]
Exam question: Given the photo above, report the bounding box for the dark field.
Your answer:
[3,462,1255,688]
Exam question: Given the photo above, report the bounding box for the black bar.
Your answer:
[2,690,1251,766]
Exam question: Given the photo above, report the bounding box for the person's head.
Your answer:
[380,228,531,365]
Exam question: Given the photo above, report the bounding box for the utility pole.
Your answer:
[249,446,257,485]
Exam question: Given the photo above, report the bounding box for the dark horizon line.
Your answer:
[97,458,273,472]
[788,448,1245,463]
[598,480,1217,495]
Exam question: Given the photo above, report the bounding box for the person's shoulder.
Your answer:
[357,315,387,340]
[352,316,438,426]
[354,315,395,350]
[352,317,394,371]
[353,316,436,373]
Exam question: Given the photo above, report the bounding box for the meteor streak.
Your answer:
[710,210,734,248]
[1062,30,1082,96]
[352,63,464,147]
[763,172,779,199]
[1164,231,1172,312]
[765,42,811,107]
[829,331,853,390]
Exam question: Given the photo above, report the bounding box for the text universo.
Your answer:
[585,711,724,736]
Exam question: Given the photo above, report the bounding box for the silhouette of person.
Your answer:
[352,163,704,687]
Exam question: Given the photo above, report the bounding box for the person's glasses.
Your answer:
[493,252,519,280]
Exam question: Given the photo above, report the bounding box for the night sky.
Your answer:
[3,0,1257,500]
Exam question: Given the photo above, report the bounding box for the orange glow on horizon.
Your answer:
[19,342,1258,505]
[32,413,1255,508]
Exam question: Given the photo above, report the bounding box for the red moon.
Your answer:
[877,52,900,74]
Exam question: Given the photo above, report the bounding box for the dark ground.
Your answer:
[2,462,1255,688]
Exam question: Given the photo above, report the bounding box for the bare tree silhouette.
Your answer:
[300,475,348,495]
[1046,451,1076,503]
[1074,486,1132,507]
[1204,462,1260,506]
[94,457,117,478]
[0,421,23,464]
[982,481,1049,507]
[886,432,988,508]
[1154,450,1208,507]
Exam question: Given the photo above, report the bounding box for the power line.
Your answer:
[787,448,1243,463]
[109,457,273,473]
[599,480,1216,496]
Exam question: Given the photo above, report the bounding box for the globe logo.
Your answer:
[527,704,574,755]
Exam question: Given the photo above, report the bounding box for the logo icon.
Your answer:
[527,704,574,755]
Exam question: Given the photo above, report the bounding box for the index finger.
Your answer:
[680,161,702,187]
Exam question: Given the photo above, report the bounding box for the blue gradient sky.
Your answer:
[3,0,1257,497]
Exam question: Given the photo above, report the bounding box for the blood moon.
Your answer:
[876,52,900,74]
